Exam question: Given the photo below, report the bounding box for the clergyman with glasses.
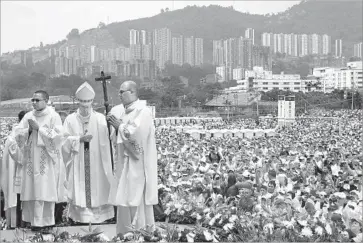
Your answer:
[107,81,158,235]
[12,90,66,232]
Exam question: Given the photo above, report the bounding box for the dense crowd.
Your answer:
[1,109,362,242]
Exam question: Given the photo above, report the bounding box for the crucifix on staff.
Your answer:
[95,71,115,171]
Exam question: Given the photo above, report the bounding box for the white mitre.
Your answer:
[75,82,95,106]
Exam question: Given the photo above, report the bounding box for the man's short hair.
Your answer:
[18,110,26,121]
[34,90,49,101]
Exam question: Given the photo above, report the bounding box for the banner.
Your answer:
[278,95,285,126]
[284,96,295,124]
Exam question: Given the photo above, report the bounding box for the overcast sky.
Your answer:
[1,1,300,54]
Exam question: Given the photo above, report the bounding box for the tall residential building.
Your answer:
[115,46,130,62]
[142,44,152,60]
[309,34,319,55]
[291,34,298,57]
[224,38,239,81]
[279,33,285,54]
[284,34,292,55]
[130,44,142,60]
[245,28,255,45]
[261,32,273,47]
[184,36,195,66]
[130,29,140,45]
[335,39,343,57]
[353,42,362,58]
[172,36,184,65]
[322,34,331,55]
[140,30,147,45]
[242,38,253,70]
[298,34,308,57]
[213,40,224,66]
[90,45,99,63]
[252,46,272,71]
[194,38,204,66]
[153,28,172,69]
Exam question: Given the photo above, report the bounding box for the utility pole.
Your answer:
[351,92,354,110]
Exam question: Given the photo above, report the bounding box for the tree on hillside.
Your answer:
[66,28,80,40]
[98,22,106,29]
[138,88,160,105]
[160,76,186,107]
[29,72,47,88]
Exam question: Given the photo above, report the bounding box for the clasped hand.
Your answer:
[106,114,122,129]
[28,119,39,131]
[80,134,93,143]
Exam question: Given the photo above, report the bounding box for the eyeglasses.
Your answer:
[31,98,44,103]
[119,90,130,95]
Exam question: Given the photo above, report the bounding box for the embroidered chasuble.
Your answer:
[82,118,92,208]
[62,110,114,223]
[13,106,66,227]
[108,100,158,234]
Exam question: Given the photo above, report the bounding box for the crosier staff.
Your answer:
[95,71,114,172]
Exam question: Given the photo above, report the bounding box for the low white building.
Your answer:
[226,66,313,92]
[232,68,245,80]
[313,61,362,92]
[216,66,227,82]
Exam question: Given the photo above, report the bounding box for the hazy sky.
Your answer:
[1,1,300,54]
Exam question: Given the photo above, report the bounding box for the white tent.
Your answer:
[266,129,276,137]
[255,129,265,138]
[223,130,233,138]
[213,130,223,138]
[205,131,212,139]
[244,129,254,139]
[233,130,243,138]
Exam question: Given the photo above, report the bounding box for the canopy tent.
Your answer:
[154,117,222,125]
[185,128,277,140]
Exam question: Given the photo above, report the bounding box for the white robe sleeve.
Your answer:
[37,113,64,164]
[62,116,81,169]
[116,109,150,159]
[7,132,22,165]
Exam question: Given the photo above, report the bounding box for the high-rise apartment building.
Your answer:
[245,28,255,45]
[322,34,331,55]
[335,39,343,57]
[224,38,239,80]
[130,29,140,45]
[291,34,298,57]
[153,28,172,69]
[184,36,195,66]
[261,33,273,47]
[299,34,308,57]
[309,34,320,55]
[353,42,362,58]
[172,36,184,65]
[213,40,224,66]
[194,38,204,66]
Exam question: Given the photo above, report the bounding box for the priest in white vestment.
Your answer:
[107,81,158,234]
[13,90,66,229]
[62,82,115,223]
[0,111,26,228]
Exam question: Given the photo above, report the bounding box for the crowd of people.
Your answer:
[152,109,362,242]
[1,105,362,242]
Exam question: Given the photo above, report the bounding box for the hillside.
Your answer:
[104,1,361,60]
[2,1,362,63]
[264,0,362,55]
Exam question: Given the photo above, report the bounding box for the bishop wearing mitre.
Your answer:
[62,82,115,223]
